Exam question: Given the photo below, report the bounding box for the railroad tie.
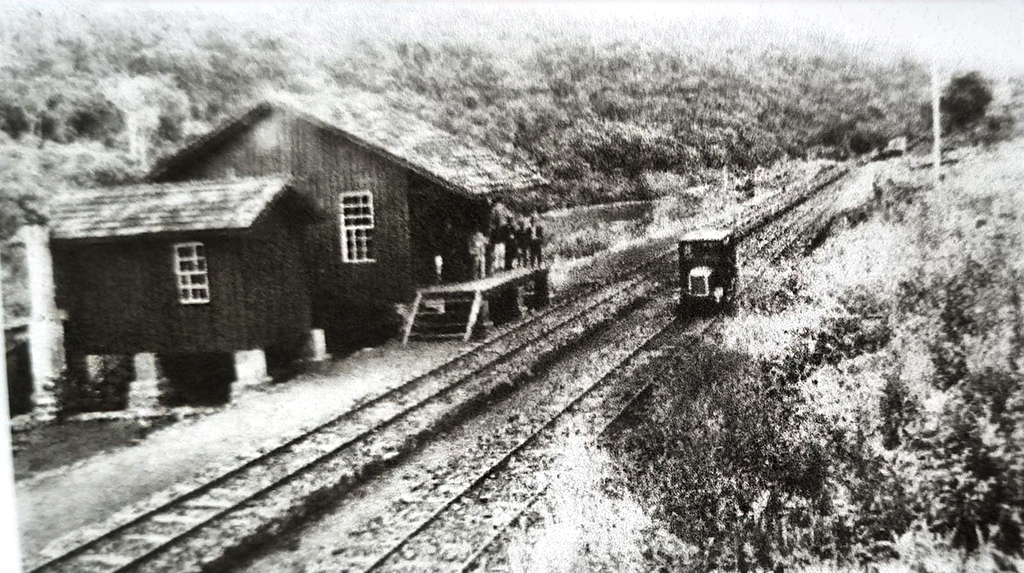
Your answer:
[149,512,206,525]
[74,553,135,567]
[121,533,174,545]
[180,497,236,511]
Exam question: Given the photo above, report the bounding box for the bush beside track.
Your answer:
[607,145,1024,572]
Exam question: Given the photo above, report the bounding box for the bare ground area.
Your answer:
[17,340,467,562]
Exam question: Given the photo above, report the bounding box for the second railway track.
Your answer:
[354,305,705,573]
[380,164,861,573]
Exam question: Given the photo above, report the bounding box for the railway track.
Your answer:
[742,165,855,262]
[30,254,672,573]
[355,298,695,573]
[29,161,852,573]
[287,282,683,573]
[379,165,860,573]
[455,326,695,573]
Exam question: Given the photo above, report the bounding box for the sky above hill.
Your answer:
[100,1,1022,75]
[5,1,1024,78]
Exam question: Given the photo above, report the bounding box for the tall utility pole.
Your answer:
[931,57,942,187]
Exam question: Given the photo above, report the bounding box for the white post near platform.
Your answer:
[234,349,270,388]
[306,329,329,362]
[20,225,62,417]
[129,352,162,410]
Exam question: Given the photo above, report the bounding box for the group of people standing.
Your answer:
[468,216,545,280]
[433,214,547,284]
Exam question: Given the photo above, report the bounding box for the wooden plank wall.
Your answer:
[159,110,416,309]
[149,108,504,348]
[159,111,290,181]
[287,117,413,330]
[55,234,249,356]
[241,207,312,357]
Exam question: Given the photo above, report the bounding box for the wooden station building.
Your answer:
[49,176,314,396]
[39,94,549,411]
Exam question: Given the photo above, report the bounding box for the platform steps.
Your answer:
[402,291,485,343]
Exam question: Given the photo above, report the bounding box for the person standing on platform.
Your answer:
[529,216,545,268]
[489,216,505,276]
[515,219,530,268]
[440,220,457,282]
[427,221,443,284]
[433,254,443,285]
[469,228,488,280]
[503,219,517,271]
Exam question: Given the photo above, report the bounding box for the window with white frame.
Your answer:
[340,191,375,263]
[174,242,210,304]
[688,266,712,297]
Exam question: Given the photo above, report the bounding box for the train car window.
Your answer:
[689,266,712,297]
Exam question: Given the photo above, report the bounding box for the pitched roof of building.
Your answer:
[149,94,548,197]
[49,176,291,240]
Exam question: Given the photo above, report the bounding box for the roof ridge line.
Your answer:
[149,94,546,196]
[48,176,294,240]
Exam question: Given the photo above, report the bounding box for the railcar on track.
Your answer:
[678,228,738,315]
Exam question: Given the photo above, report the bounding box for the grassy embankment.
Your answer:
[543,157,830,264]
[507,142,1024,572]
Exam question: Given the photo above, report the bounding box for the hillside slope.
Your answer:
[606,142,1024,571]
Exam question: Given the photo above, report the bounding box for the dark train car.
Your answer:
[678,228,738,315]
[147,96,546,350]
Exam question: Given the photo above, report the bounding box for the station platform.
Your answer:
[403,266,550,343]
[417,265,547,295]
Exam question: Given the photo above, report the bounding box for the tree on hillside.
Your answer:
[942,72,994,132]
[0,144,48,239]
[103,75,189,168]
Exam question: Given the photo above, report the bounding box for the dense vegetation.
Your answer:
[603,146,1024,571]
[4,5,1024,568]
[2,5,1018,349]
[1,3,990,242]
